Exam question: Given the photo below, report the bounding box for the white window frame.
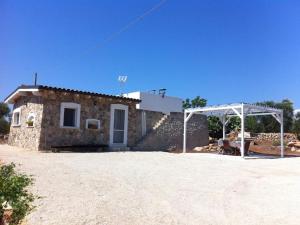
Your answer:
[60,102,81,128]
[26,113,36,127]
[109,104,128,146]
[86,119,100,130]
[12,108,21,127]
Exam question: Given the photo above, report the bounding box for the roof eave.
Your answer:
[4,87,40,104]
[4,85,141,104]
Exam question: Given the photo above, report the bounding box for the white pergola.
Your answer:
[183,103,284,158]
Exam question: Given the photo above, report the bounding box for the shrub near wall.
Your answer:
[0,163,36,225]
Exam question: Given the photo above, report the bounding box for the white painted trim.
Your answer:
[5,89,40,104]
[60,102,81,128]
[12,108,21,127]
[86,119,100,130]
[109,104,128,147]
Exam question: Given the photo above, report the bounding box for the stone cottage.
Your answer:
[4,85,209,151]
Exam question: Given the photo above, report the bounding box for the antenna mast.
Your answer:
[118,75,127,95]
[34,73,38,86]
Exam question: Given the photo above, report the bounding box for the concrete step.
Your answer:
[109,146,130,151]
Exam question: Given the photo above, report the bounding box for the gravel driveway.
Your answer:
[1,144,300,225]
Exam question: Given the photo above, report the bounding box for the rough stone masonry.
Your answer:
[8,87,209,151]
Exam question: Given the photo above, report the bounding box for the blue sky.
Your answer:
[1,0,300,108]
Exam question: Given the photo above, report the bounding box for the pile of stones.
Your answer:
[287,141,300,152]
[193,144,219,152]
[253,133,298,145]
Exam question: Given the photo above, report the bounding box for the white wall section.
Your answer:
[124,92,182,114]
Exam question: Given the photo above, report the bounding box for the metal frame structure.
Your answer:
[183,103,284,158]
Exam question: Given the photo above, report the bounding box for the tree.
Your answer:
[191,96,207,108]
[227,117,241,133]
[0,118,10,135]
[207,116,222,138]
[0,102,10,134]
[0,103,10,118]
[245,116,264,133]
[277,99,294,132]
[253,99,294,133]
[182,96,207,109]
[293,112,300,139]
[183,96,207,109]
[182,98,191,109]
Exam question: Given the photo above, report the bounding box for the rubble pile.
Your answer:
[287,141,300,152]
[193,144,219,152]
[253,133,298,145]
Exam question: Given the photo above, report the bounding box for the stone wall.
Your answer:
[145,110,165,132]
[135,110,165,141]
[8,90,209,152]
[39,90,139,150]
[134,112,209,151]
[252,133,298,145]
[8,95,44,150]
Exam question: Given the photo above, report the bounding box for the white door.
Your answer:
[110,104,128,146]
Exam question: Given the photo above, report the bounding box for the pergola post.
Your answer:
[183,111,187,153]
[183,111,194,153]
[240,104,245,158]
[280,112,284,158]
[222,115,226,140]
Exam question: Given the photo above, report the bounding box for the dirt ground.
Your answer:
[1,144,300,225]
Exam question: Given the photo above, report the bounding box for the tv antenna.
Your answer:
[118,75,127,95]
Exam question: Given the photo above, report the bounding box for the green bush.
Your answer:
[0,163,36,225]
[0,118,10,135]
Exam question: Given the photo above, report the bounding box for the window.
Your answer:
[86,119,100,130]
[60,103,81,128]
[12,108,21,126]
[26,113,35,127]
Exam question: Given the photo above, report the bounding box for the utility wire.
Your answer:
[84,0,168,54]
[47,0,168,82]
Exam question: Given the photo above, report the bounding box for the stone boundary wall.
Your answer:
[134,112,209,151]
[252,133,298,145]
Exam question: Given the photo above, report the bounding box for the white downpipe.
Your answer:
[280,112,284,158]
[241,104,245,158]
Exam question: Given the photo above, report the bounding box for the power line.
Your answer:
[50,0,168,74]
[84,0,168,54]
